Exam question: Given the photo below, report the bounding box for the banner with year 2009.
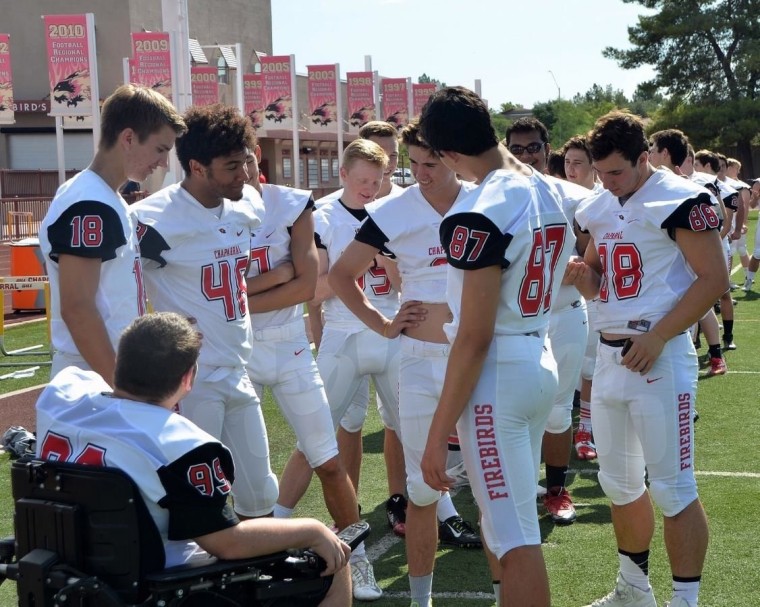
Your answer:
[307,64,338,133]
[131,32,172,101]
[261,55,293,131]
[0,34,13,125]
[44,14,94,116]
[191,66,219,107]
[346,71,374,134]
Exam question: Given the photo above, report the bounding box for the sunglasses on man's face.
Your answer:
[508,142,546,156]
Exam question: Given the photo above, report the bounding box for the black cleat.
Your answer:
[438,515,482,548]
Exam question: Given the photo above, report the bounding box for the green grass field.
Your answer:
[1,212,758,606]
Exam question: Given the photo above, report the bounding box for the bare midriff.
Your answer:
[402,302,452,344]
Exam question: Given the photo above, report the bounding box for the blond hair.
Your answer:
[342,138,389,171]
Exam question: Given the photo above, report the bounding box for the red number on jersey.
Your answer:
[39,431,107,466]
[249,246,271,275]
[688,203,720,231]
[356,264,393,296]
[597,242,644,302]
[70,215,104,247]
[201,256,249,321]
[448,226,490,262]
[430,257,448,267]
[517,224,567,317]
[187,457,231,496]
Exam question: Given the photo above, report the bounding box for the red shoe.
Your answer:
[574,429,597,461]
[543,486,577,525]
[386,494,407,537]
[707,356,727,376]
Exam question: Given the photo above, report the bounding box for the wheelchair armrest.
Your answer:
[0,536,14,564]
[145,550,290,585]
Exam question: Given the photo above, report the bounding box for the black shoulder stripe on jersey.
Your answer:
[314,231,326,250]
[305,196,316,211]
[573,217,589,235]
[440,212,512,271]
[723,193,739,211]
[157,442,239,541]
[137,222,171,267]
[46,200,126,263]
[355,216,395,257]
[661,192,720,240]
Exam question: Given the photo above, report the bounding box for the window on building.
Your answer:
[307,158,319,188]
[321,158,330,182]
[283,157,292,179]
[332,157,339,177]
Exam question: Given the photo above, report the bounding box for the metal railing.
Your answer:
[0,198,53,242]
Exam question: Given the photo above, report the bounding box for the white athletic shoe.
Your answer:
[351,555,382,601]
[743,277,754,292]
[583,575,657,607]
[445,460,470,487]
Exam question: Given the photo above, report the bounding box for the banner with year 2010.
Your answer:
[44,14,94,116]
[381,77,409,130]
[346,71,374,134]
[0,34,13,125]
[307,64,338,133]
[190,66,219,107]
[261,55,293,131]
[131,32,172,101]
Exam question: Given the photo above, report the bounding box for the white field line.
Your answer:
[382,590,495,601]
[566,467,760,479]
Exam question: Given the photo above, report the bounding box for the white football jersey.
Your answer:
[315,183,404,207]
[576,168,720,334]
[133,184,263,366]
[36,366,237,568]
[248,184,313,329]
[314,200,400,325]
[40,169,146,356]
[440,169,574,340]
[360,181,476,303]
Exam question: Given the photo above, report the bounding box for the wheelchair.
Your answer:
[0,458,369,606]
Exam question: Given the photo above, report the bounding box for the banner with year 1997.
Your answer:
[381,77,408,130]
[0,34,13,124]
[44,14,94,116]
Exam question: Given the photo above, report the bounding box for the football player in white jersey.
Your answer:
[329,120,482,607]
[133,105,278,522]
[39,84,185,384]
[505,118,591,525]
[312,123,408,539]
[36,312,352,605]
[567,111,728,607]
[419,87,575,607]
[721,157,752,287]
[241,150,362,546]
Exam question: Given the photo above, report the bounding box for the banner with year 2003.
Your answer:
[44,14,94,116]
[261,55,293,130]
[131,32,172,101]
[0,34,13,125]
[307,64,338,133]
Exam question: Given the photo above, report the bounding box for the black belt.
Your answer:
[599,336,630,348]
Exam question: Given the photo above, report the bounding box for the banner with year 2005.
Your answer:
[381,78,408,130]
[346,71,374,134]
[0,34,13,125]
[131,32,172,101]
[44,14,95,116]
[261,55,293,130]
[191,66,219,107]
[307,64,338,133]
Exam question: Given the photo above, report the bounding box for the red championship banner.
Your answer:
[347,71,375,133]
[191,66,219,107]
[381,78,408,129]
[131,32,172,101]
[0,34,13,125]
[307,64,338,133]
[261,55,293,130]
[44,14,93,116]
[412,83,437,118]
[243,74,265,131]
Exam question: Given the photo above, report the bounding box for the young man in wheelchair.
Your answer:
[33,312,352,606]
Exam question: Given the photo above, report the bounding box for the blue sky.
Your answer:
[271,0,656,109]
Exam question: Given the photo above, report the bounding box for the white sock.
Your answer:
[350,541,366,562]
[618,552,651,592]
[493,581,501,606]
[272,503,293,519]
[409,574,433,606]
[437,492,458,522]
[673,577,700,606]
[578,399,592,434]
[748,270,756,281]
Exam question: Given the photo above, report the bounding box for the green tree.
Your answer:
[604,0,760,175]
[418,73,446,88]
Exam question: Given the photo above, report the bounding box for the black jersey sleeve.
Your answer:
[722,192,739,212]
[157,442,239,541]
[440,212,512,270]
[355,217,394,257]
[661,192,721,240]
[136,222,171,267]
[314,231,326,250]
[46,200,126,262]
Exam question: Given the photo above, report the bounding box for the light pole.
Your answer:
[548,70,560,101]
